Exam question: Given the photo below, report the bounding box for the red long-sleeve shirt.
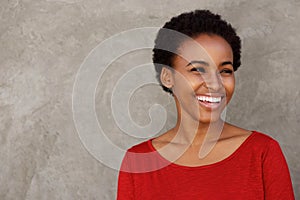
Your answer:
[117,131,295,199]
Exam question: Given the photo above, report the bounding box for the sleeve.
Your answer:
[262,140,295,200]
[117,152,135,200]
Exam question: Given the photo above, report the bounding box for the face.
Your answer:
[161,34,235,124]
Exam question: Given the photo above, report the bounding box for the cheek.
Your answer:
[222,77,235,97]
[173,72,198,92]
[186,77,204,92]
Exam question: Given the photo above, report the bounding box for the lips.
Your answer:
[196,94,225,110]
[197,96,221,103]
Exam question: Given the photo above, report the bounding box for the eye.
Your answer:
[191,67,206,73]
[220,68,233,75]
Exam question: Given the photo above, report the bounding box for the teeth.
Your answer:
[197,96,221,103]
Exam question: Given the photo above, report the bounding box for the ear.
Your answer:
[160,67,174,89]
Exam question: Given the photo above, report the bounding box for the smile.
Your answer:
[196,96,222,103]
[196,95,224,109]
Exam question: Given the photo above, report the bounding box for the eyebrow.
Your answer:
[185,60,209,67]
[221,61,233,66]
[186,60,233,67]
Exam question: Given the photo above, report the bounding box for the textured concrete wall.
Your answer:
[0,0,299,199]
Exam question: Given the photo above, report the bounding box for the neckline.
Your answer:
[147,131,257,170]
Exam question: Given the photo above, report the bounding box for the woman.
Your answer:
[117,10,295,199]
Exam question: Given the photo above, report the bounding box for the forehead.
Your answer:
[176,34,233,64]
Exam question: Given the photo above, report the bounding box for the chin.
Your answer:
[198,118,220,124]
[198,112,223,124]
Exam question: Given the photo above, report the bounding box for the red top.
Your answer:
[117,131,295,200]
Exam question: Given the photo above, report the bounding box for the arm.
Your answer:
[117,153,135,200]
[262,140,295,199]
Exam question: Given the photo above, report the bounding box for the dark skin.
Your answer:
[152,34,251,167]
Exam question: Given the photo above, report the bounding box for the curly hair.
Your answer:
[153,10,241,94]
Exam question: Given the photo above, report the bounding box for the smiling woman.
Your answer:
[117,10,295,199]
[167,34,235,124]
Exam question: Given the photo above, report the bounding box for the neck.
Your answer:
[170,112,225,146]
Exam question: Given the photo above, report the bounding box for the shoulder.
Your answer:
[127,139,155,153]
[122,139,166,173]
[250,131,279,146]
[224,123,278,147]
[220,124,279,149]
[247,131,283,157]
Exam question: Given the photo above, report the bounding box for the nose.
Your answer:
[203,71,222,91]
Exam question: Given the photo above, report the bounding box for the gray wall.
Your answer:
[1,0,299,199]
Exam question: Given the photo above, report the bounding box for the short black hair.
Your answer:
[153,10,241,94]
